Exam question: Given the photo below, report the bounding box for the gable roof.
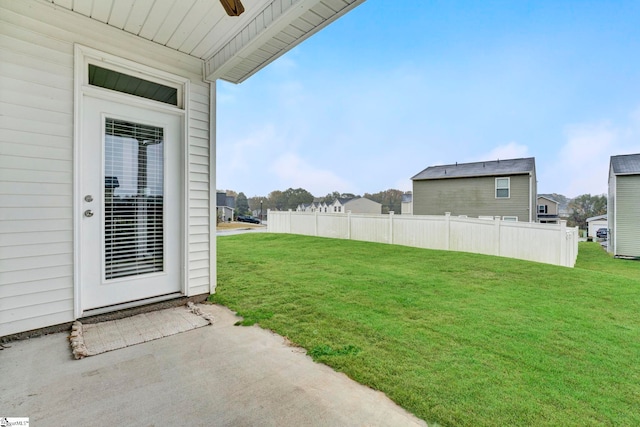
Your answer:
[346,197,381,206]
[610,153,640,175]
[586,214,607,222]
[329,197,381,206]
[412,157,535,181]
[216,192,227,206]
[216,192,235,207]
[537,195,559,205]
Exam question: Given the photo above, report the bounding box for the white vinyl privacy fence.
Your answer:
[267,211,579,267]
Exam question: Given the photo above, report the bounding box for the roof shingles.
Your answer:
[412,157,535,180]
[610,153,640,175]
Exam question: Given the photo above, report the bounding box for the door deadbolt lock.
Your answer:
[84,195,93,202]
[84,209,94,218]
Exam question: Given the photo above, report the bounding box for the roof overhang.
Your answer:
[412,171,532,181]
[46,0,366,84]
[206,0,365,83]
[411,158,536,181]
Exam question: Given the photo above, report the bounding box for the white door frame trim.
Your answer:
[73,44,191,318]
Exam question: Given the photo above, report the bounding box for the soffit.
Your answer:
[46,0,365,83]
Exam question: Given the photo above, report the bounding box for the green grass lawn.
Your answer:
[213,235,640,426]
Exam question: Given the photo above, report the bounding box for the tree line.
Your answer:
[224,188,607,229]
[566,193,607,229]
[221,188,408,216]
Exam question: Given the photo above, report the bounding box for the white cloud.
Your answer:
[276,80,306,108]
[225,124,277,173]
[556,122,616,196]
[471,142,531,162]
[567,122,614,186]
[394,178,413,192]
[269,152,353,196]
[270,55,298,74]
[540,116,640,197]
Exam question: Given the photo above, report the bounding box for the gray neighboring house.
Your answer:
[216,192,235,222]
[401,193,413,215]
[330,197,381,214]
[608,153,640,257]
[411,157,537,222]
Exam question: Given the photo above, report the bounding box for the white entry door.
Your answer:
[80,95,183,311]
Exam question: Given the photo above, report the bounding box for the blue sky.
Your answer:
[217,0,640,199]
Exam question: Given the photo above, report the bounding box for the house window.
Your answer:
[538,205,547,214]
[502,216,518,221]
[496,178,510,198]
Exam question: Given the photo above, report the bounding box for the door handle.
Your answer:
[84,210,94,218]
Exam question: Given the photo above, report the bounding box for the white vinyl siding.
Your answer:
[0,8,75,336]
[188,83,211,295]
[0,1,212,336]
[608,168,616,254]
[615,175,640,257]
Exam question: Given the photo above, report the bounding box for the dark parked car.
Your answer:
[237,215,260,224]
[596,228,608,238]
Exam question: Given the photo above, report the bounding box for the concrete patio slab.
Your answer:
[0,304,427,426]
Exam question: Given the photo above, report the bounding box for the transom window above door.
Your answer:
[89,64,178,106]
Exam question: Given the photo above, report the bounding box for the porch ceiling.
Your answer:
[46,0,365,83]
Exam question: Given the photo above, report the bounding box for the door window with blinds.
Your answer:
[104,118,165,280]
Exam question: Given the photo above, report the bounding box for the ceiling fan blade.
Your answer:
[220,0,245,16]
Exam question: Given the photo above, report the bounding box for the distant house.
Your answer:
[401,193,413,215]
[216,192,235,222]
[411,158,537,222]
[608,153,640,257]
[296,201,329,213]
[330,197,381,214]
[537,195,560,224]
[298,198,381,214]
[586,214,607,238]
